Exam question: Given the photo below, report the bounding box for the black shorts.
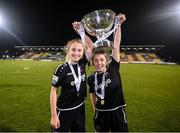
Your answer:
[51,104,85,132]
[94,107,128,132]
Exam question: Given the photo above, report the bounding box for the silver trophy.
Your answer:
[81,9,120,49]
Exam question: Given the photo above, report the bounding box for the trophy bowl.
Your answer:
[81,9,116,49]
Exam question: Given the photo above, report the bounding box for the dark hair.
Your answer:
[92,48,109,67]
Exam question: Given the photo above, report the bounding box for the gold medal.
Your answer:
[101,100,105,105]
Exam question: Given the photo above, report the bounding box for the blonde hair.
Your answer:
[64,39,85,62]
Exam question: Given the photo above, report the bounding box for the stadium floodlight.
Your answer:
[0,12,25,45]
[0,16,2,25]
[172,2,180,21]
[0,13,5,28]
[0,9,5,25]
[146,2,180,24]
[176,3,180,14]
[178,4,180,20]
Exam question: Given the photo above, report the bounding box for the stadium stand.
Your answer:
[0,45,176,64]
[13,46,64,61]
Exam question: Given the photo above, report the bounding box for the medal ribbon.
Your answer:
[94,72,106,100]
[94,16,121,46]
[76,22,85,44]
[69,63,82,93]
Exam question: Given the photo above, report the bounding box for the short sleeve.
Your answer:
[51,64,64,87]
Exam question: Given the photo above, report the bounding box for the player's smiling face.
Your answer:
[69,42,84,63]
[93,54,107,73]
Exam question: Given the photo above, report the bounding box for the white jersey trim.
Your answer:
[95,104,127,112]
[56,102,84,111]
[54,64,62,74]
[122,108,127,123]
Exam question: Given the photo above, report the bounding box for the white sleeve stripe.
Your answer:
[52,75,59,82]
[54,64,62,74]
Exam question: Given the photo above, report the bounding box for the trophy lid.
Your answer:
[81,9,116,36]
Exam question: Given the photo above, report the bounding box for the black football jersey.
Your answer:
[52,55,88,109]
[88,57,126,110]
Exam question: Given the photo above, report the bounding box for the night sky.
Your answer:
[0,0,180,61]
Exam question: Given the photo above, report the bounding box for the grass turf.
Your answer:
[0,60,180,132]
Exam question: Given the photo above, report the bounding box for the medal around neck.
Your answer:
[94,72,106,101]
[68,63,81,95]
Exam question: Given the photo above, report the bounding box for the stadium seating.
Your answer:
[10,45,177,64]
[16,51,163,64]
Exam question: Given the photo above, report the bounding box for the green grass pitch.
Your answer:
[0,60,180,132]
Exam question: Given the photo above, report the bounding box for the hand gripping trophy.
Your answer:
[75,9,122,50]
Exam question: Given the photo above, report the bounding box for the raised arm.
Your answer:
[72,21,94,60]
[83,33,94,59]
[112,14,126,62]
